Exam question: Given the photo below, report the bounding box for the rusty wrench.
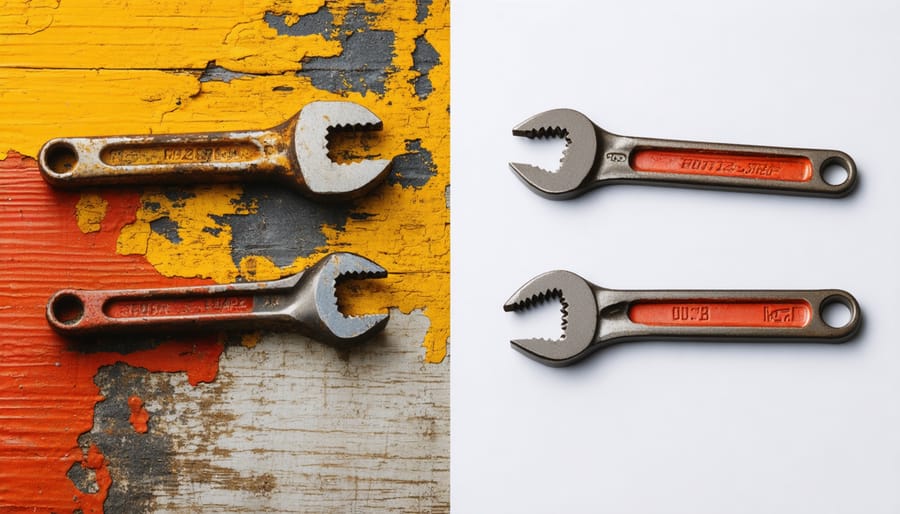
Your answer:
[504,270,861,367]
[38,101,393,201]
[510,108,857,199]
[47,252,390,345]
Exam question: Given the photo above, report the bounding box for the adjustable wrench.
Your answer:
[510,109,857,199]
[504,270,861,367]
[39,101,393,201]
[47,252,389,345]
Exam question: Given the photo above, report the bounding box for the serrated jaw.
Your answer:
[509,108,599,198]
[503,270,598,367]
[295,101,392,198]
[313,252,389,344]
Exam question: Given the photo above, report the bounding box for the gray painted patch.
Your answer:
[162,189,196,208]
[411,35,440,99]
[66,461,98,494]
[264,7,333,38]
[199,62,248,84]
[214,185,352,270]
[416,0,433,22]
[389,139,437,188]
[77,363,177,514]
[297,6,395,96]
[149,217,181,244]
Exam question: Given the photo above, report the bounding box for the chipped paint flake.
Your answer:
[127,396,150,433]
[74,193,109,234]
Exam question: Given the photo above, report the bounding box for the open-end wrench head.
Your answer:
[300,252,390,345]
[503,270,598,367]
[509,109,598,199]
[294,101,393,199]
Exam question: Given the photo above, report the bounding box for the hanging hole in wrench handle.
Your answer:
[620,137,857,197]
[620,289,861,342]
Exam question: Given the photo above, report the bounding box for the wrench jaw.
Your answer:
[294,101,393,201]
[293,252,390,345]
[503,270,599,367]
[509,109,599,200]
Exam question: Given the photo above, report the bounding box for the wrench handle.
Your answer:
[46,281,293,337]
[598,289,860,343]
[600,133,856,197]
[38,128,290,189]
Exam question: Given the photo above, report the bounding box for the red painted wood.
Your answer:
[0,152,223,513]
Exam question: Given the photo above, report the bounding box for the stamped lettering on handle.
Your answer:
[100,142,261,166]
[632,149,813,182]
[105,296,255,318]
[629,301,811,328]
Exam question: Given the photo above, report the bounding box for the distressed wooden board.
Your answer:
[0,0,449,512]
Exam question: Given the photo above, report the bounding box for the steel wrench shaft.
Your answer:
[595,288,858,343]
[504,270,861,366]
[47,252,390,345]
[39,101,393,201]
[42,126,289,185]
[49,277,308,334]
[599,132,853,196]
[511,108,857,199]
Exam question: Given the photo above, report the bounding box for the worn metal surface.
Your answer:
[38,101,393,201]
[510,108,858,199]
[0,0,449,511]
[47,252,390,344]
[503,269,861,367]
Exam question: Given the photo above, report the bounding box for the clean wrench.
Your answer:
[510,108,857,199]
[47,252,390,345]
[504,270,861,367]
[38,101,393,202]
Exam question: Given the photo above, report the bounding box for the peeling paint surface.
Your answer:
[0,0,448,511]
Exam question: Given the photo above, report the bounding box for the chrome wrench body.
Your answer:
[39,101,393,202]
[504,270,861,367]
[510,108,857,199]
[47,252,390,345]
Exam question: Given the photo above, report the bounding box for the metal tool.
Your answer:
[38,101,393,201]
[504,270,861,367]
[47,252,390,345]
[510,108,857,199]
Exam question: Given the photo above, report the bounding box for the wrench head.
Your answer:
[509,108,599,199]
[302,252,390,345]
[294,101,393,200]
[503,270,598,367]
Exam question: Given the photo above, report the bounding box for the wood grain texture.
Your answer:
[0,0,449,511]
[81,311,448,513]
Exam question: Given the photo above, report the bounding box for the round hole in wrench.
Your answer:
[44,142,79,175]
[821,298,852,329]
[821,162,849,186]
[51,293,85,326]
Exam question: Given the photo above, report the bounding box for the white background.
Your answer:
[450,1,900,512]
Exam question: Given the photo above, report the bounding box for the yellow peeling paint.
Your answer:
[5,0,450,363]
[74,194,108,234]
[117,186,256,282]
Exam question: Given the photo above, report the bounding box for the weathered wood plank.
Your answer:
[0,0,449,511]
